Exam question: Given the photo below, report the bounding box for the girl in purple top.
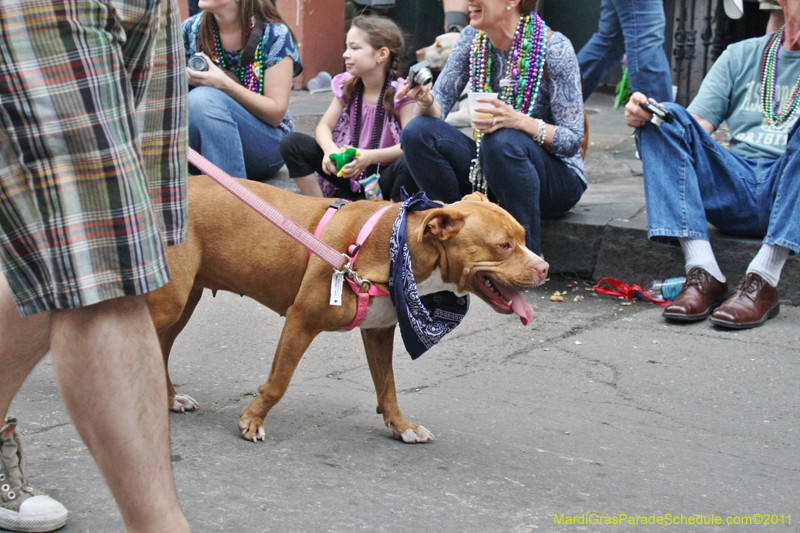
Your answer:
[280,15,416,200]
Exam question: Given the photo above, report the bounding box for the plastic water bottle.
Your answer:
[642,277,686,301]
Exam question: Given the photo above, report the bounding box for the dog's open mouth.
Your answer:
[475,272,535,325]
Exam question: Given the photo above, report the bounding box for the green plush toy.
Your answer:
[329,147,360,177]
[614,63,631,110]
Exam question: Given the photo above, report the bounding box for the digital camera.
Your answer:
[187,53,209,72]
[407,60,433,89]
[639,98,675,126]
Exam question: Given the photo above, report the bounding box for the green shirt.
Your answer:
[688,32,800,159]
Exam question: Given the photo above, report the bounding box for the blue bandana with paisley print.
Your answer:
[389,191,469,359]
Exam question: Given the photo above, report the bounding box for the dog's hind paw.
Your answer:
[170,393,199,413]
[397,425,435,443]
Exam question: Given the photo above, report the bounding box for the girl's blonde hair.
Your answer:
[343,15,405,119]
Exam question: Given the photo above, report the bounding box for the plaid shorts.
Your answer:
[0,0,188,316]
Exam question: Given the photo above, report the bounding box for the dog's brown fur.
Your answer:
[146,176,548,443]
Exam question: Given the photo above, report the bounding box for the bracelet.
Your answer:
[533,118,547,146]
[416,95,434,109]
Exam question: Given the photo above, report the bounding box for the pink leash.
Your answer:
[189,148,347,271]
[188,148,391,329]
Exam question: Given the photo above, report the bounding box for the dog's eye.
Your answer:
[499,243,511,250]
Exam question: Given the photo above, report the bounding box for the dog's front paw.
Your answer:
[395,425,435,444]
[238,416,266,442]
[170,393,199,413]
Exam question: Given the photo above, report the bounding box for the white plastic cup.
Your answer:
[467,91,498,129]
[307,71,332,93]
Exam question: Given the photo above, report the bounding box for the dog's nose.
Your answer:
[416,49,425,61]
[533,260,549,281]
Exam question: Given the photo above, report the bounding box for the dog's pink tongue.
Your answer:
[495,284,535,325]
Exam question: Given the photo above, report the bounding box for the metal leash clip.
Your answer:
[337,254,372,291]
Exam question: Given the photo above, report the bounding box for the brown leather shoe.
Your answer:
[709,272,779,329]
[662,266,728,321]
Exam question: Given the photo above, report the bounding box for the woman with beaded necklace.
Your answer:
[182,0,301,181]
[280,15,416,200]
[397,0,586,257]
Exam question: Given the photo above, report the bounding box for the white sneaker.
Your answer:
[1,419,68,532]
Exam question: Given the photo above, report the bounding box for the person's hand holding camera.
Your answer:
[625,92,654,128]
[625,92,675,128]
[185,52,239,90]
[397,60,436,113]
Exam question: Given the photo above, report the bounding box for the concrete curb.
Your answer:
[542,210,799,305]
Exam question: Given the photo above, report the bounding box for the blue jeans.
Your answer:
[188,86,286,181]
[577,0,673,103]
[636,104,800,254]
[401,116,586,255]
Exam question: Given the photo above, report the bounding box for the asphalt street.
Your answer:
[9,276,799,532]
[6,86,799,533]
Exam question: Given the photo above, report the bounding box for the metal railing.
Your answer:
[666,0,740,105]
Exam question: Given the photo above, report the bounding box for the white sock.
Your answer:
[746,244,789,287]
[679,238,726,282]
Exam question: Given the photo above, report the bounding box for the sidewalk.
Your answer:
[279,87,799,304]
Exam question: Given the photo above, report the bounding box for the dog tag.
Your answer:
[330,271,344,306]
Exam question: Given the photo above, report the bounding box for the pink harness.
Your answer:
[312,201,392,330]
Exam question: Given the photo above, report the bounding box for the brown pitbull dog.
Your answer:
[146,175,548,443]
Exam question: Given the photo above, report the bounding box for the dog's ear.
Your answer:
[422,208,465,241]
[460,191,490,203]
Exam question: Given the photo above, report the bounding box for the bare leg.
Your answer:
[294,174,324,197]
[49,295,190,533]
[0,272,51,421]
